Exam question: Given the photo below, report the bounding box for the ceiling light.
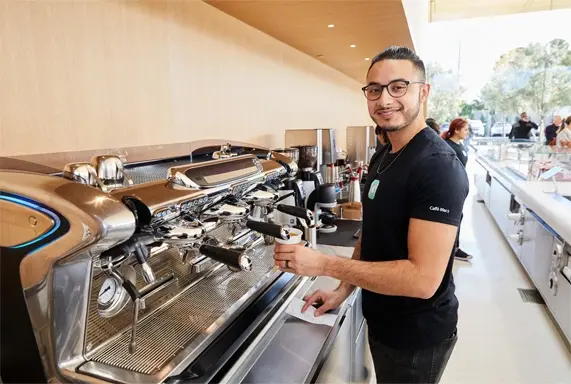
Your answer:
[365,57,370,61]
[350,44,356,48]
[328,24,335,28]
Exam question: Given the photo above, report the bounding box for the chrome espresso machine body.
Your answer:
[0,143,329,384]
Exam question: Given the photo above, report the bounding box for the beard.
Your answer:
[372,96,422,132]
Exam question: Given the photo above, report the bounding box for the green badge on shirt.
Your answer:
[368,179,380,199]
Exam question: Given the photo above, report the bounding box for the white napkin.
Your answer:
[285,297,337,327]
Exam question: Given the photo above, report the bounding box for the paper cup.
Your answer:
[275,228,303,245]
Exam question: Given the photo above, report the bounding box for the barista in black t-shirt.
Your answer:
[274,46,469,383]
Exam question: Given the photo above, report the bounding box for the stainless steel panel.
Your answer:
[346,126,376,163]
[227,275,356,384]
[284,129,336,170]
[520,210,539,276]
[531,218,557,302]
[552,268,571,342]
[315,289,371,384]
[489,178,513,239]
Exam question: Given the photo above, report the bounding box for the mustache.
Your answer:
[375,107,400,113]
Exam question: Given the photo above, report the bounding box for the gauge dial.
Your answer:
[98,278,118,305]
[97,275,130,318]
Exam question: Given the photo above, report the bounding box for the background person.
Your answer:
[545,115,562,145]
[509,112,538,139]
[441,118,473,261]
[426,118,440,134]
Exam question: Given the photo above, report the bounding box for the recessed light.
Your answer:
[328,24,335,28]
[365,57,370,61]
[350,44,356,48]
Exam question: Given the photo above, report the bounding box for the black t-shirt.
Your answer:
[445,138,468,167]
[361,127,469,350]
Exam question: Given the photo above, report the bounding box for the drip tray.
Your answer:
[85,245,279,378]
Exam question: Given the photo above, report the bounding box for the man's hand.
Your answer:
[273,244,329,277]
[301,286,352,317]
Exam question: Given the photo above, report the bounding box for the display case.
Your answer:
[472,138,571,182]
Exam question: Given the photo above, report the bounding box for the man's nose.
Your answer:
[378,87,394,106]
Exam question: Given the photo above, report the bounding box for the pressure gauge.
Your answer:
[97,275,130,318]
[98,278,119,305]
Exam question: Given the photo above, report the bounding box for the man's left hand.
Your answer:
[273,244,329,276]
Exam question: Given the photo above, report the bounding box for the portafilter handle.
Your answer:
[246,220,289,240]
[276,204,317,249]
[276,204,315,227]
[199,244,252,271]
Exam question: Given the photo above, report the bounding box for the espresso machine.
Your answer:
[0,143,323,384]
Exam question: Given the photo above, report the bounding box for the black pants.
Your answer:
[455,213,464,250]
[368,330,458,384]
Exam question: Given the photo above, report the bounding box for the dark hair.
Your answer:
[566,116,571,127]
[426,118,440,134]
[375,125,390,144]
[368,46,426,79]
[441,118,468,139]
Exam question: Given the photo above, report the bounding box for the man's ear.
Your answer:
[420,83,431,103]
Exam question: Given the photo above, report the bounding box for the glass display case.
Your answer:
[472,138,571,182]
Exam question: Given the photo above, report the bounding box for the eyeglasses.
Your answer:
[361,80,425,100]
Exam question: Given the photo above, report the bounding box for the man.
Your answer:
[426,117,440,134]
[509,112,538,139]
[274,46,469,383]
[545,115,562,145]
[375,124,389,151]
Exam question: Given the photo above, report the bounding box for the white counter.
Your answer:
[511,180,571,243]
[474,153,571,345]
[476,155,571,243]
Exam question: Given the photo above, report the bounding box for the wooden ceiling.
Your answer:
[203,0,414,84]
[430,0,571,22]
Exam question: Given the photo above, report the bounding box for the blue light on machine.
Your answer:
[0,194,62,249]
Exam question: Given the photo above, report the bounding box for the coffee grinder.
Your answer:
[306,183,337,233]
[271,148,306,226]
[292,145,323,198]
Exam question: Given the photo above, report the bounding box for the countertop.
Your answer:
[476,155,571,243]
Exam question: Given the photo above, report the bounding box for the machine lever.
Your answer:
[246,220,289,240]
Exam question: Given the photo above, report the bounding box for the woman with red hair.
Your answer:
[442,118,472,261]
[441,118,469,167]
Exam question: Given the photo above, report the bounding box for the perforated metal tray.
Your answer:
[86,245,278,376]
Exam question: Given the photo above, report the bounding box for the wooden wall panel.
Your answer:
[0,0,371,157]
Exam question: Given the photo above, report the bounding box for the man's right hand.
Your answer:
[301,286,353,317]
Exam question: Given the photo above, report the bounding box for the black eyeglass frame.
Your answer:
[361,80,426,100]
